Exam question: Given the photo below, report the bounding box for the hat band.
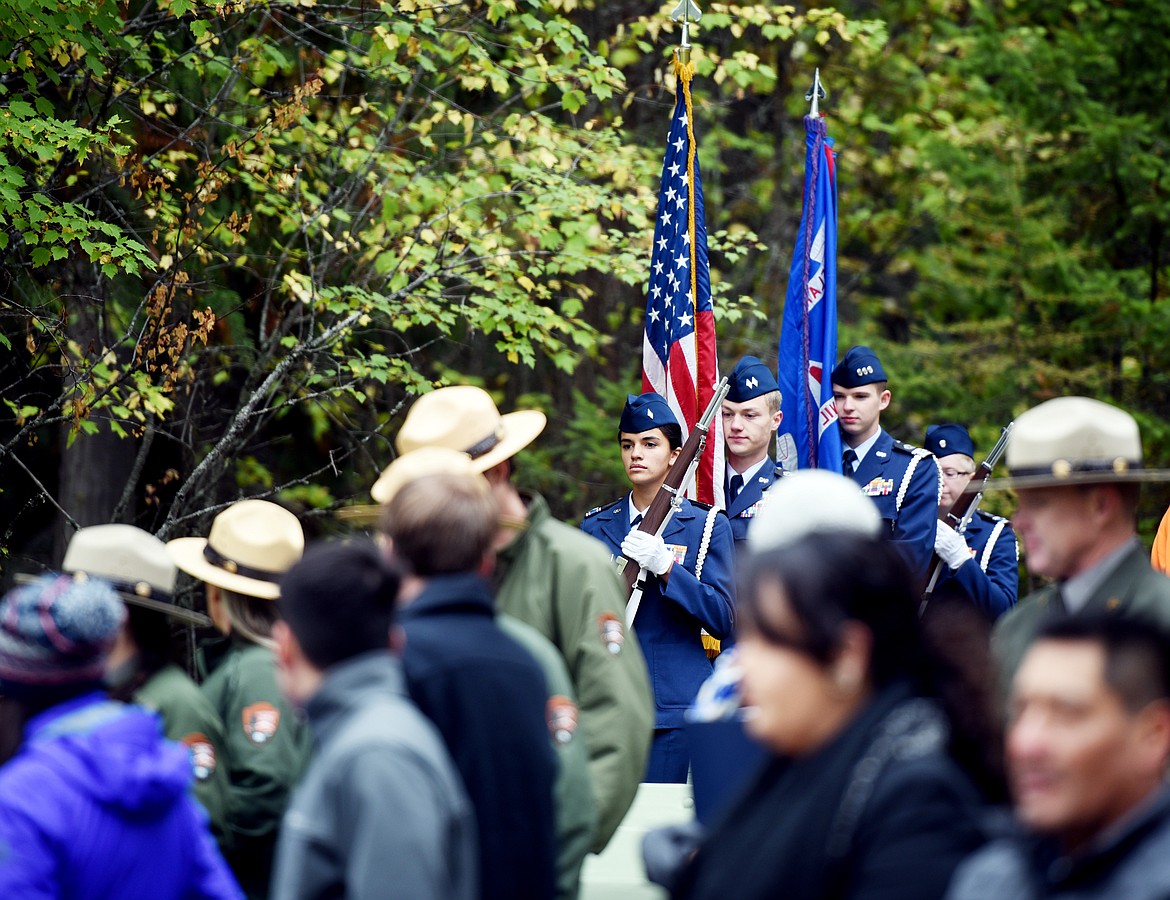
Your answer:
[98,577,173,604]
[203,544,283,584]
[1011,457,1141,479]
[465,427,503,461]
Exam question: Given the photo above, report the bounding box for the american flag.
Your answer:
[641,55,723,505]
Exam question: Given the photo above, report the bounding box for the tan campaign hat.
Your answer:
[167,499,304,600]
[982,396,1170,491]
[62,524,211,627]
[371,447,486,506]
[396,385,546,474]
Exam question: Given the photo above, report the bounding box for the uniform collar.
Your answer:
[728,456,768,486]
[850,429,883,467]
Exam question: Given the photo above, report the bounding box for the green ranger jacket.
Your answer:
[993,541,1170,694]
[135,663,232,851]
[499,613,598,900]
[199,637,312,900]
[495,493,654,852]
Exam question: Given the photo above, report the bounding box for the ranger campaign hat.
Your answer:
[167,499,305,601]
[747,469,882,553]
[830,345,888,389]
[619,392,678,434]
[982,396,1170,491]
[924,424,975,461]
[62,524,211,627]
[725,356,780,403]
[396,385,547,474]
[371,446,486,506]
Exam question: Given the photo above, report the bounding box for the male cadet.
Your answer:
[832,345,941,585]
[925,423,1019,619]
[947,615,1170,899]
[721,355,784,546]
[984,396,1170,684]
[394,386,653,852]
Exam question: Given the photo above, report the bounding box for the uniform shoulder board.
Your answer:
[583,504,609,519]
[975,508,1007,524]
[772,464,787,479]
[690,499,714,512]
[891,438,926,456]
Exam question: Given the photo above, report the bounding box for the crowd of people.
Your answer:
[3,343,1170,900]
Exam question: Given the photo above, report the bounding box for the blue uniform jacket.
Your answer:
[848,429,941,585]
[581,498,735,730]
[725,459,784,546]
[398,573,557,900]
[937,510,1019,620]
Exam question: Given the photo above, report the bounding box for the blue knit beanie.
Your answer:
[0,573,125,692]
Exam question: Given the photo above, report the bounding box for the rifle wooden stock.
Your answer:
[620,379,730,594]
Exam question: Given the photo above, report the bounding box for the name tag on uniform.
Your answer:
[668,544,688,565]
[863,477,894,497]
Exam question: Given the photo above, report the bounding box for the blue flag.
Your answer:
[776,115,841,471]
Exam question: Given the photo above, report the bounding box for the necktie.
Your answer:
[631,514,643,529]
[842,449,858,477]
[728,474,743,505]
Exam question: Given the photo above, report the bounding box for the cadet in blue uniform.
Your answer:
[832,346,941,587]
[925,424,1019,619]
[721,356,784,547]
[581,393,735,783]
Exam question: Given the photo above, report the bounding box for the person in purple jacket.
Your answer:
[0,573,241,900]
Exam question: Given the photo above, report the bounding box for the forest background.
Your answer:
[3,0,1169,585]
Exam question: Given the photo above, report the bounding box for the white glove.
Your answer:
[621,529,675,576]
[935,521,972,571]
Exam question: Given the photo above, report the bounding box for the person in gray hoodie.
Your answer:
[269,540,477,900]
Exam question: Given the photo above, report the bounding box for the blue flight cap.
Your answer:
[925,424,975,460]
[725,356,779,403]
[619,392,678,434]
[830,345,888,388]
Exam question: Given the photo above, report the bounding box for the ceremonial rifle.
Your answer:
[921,422,1014,608]
[617,377,730,625]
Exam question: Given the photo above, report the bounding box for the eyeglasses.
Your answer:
[941,469,975,480]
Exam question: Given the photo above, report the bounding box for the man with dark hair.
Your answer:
[381,466,561,900]
[270,540,476,900]
[983,396,1170,683]
[721,355,784,547]
[832,345,941,586]
[948,615,1170,898]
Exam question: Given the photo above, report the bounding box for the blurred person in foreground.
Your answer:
[374,447,594,898]
[0,573,241,899]
[58,524,233,847]
[948,615,1170,899]
[168,499,312,899]
[379,456,563,900]
[395,385,652,850]
[269,540,476,900]
[924,424,1019,620]
[672,521,987,898]
[985,397,1170,686]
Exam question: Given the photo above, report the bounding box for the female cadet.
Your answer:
[581,392,735,782]
[168,499,312,900]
